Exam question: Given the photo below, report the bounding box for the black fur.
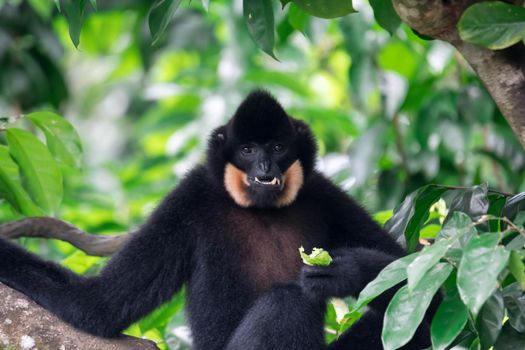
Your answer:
[0,91,435,349]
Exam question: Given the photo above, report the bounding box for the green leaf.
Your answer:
[431,286,469,350]
[61,250,100,274]
[382,263,452,350]
[385,185,448,252]
[338,307,364,334]
[487,194,507,232]
[201,0,210,11]
[6,128,63,213]
[458,1,525,50]
[373,209,393,226]
[291,0,355,19]
[280,0,292,8]
[478,289,505,350]
[60,0,87,48]
[437,212,477,248]
[139,290,185,332]
[28,112,83,170]
[514,211,525,227]
[508,251,525,289]
[369,0,401,35]
[445,184,489,223]
[355,253,418,309]
[407,238,454,291]
[149,0,183,45]
[383,187,420,237]
[493,322,525,350]
[447,330,479,349]
[502,282,525,333]
[0,145,44,216]
[506,234,525,251]
[288,3,309,33]
[457,233,510,316]
[420,224,441,239]
[469,338,481,349]
[243,0,276,58]
[503,192,525,222]
[89,0,97,10]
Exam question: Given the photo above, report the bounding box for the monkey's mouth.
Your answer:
[247,175,284,189]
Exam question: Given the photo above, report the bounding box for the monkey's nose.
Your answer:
[259,159,271,173]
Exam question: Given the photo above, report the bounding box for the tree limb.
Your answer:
[0,283,159,350]
[0,218,132,256]
[392,0,525,149]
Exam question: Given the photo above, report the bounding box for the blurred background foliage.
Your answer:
[0,0,524,348]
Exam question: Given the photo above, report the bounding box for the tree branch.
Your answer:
[0,283,159,350]
[392,0,525,149]
[0,218,132,256]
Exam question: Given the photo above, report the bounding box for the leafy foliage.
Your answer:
[57,0,94,48]
[149,0,183,45]
[459,1,525,50]
[383,263,452,350]
[243,0,276,58]
[283,0,355,19]
[0,113,80,216]
[430,285,468,350]
[329,190,525,349]
[45,0,525,54]
[368,0,400,35]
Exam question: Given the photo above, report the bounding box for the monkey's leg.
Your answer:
[225,283,326,350]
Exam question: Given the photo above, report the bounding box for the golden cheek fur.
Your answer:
[224,163,252,208]
[275,160,304,207]
[223,160,304,208]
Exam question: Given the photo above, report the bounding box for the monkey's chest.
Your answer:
[227,209,328,293]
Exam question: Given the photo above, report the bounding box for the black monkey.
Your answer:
[0,91,434,350]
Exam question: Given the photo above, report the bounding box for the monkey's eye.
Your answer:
[241,146,253,155]
[273,144,285,153]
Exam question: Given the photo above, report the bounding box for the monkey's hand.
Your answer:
[299,250,362,300]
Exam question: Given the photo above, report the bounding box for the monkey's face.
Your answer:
[207,90,316,208]
[236,142,289,192]
[224,140,304,208]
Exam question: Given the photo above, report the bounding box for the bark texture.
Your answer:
[0,219,145,349]
[392,0,525,149]
[0,218,131,257]
[0,283,159,350]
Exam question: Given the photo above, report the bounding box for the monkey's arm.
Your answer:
[300,247,402,311]
[0,176,198,337]
[300,174,408,311]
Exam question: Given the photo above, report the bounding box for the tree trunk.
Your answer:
[0,283,159,350]
[392,0,525,149]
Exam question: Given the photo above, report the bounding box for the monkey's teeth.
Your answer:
[254,177,280,185]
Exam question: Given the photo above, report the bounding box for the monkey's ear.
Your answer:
[293,119,314,143]
[293,119,317,175]
[209,126,227,147]
[293,120,309,135]
[206,125,229,179]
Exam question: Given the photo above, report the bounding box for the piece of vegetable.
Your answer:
[299,246,333,266]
